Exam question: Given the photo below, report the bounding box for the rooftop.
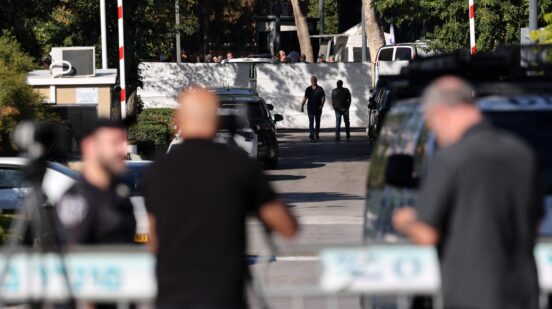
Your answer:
[27,69,118,86]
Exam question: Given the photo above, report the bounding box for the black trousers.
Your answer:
[308,109,322,138]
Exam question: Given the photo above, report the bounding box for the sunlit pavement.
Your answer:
[248,130,371,308]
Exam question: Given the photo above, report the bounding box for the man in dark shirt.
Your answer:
[331,80,352,141]
[301,75,325,140]
[144,87,298,309]
[56,118,136,244]
[393,76,542,309]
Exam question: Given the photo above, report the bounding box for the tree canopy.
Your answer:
[372,0,552,51]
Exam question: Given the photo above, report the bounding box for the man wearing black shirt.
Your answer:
[331,80,352,141]
[301,75,325,140]
[144,87,298,309]
[393,76,542,309]
[56,118,136,245]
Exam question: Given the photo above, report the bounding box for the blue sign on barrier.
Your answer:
[319,245,441,293]
[0,251,156,301]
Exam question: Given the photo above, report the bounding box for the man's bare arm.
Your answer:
[301,96,307,111]
[258,201,298,239]
[393,207,440,245]
[147,213,158,253]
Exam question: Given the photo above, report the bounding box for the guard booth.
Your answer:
[26,47,118,148]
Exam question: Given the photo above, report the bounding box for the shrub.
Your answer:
[0,34,57,155]
[128,108,175,158]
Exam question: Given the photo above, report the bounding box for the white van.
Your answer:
[375,43,434,83]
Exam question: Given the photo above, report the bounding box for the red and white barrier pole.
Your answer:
[469,0,476,55]
[117,0,127,119]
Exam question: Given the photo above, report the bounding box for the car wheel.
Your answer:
[264,141,279,169]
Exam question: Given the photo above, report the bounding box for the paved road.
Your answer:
[247,130,371,308]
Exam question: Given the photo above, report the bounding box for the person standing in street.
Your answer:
[301,75,325,140]
[393,76,542,309]
[144,87,298,309]
[56,118,136,245]
[331,80,352,141]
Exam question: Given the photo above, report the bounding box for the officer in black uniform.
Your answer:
[56,118,136,244]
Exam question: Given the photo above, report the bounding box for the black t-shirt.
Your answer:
[331,87,352,112]
[304,85,325,111]
[417,122,542,309]
[143,139,277,307]
[56,178,136,244]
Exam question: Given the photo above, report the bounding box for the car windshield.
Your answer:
[0,168,25,190]
[218,112,251,131]
[121,163,150,196]
[485,111,552,194]
[221,102,266,120]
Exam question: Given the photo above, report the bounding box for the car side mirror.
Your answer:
[368,96,377,109]
[267,104,275,111]
[385,154,419,188]
[274,114,283,122]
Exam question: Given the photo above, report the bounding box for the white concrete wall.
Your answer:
[138,62,250,108]
[256,63,372,128]
[138,62,372,129]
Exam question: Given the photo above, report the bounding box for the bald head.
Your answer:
[422,76,475,108]
[176,87,219,140]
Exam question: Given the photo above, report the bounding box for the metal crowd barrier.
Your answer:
[1,242,552,308]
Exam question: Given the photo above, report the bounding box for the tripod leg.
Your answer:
[0,189,37,307]
[33,205,76,307]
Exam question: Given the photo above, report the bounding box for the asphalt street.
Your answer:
[247,130,371,308]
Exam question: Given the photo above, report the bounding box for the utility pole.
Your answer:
[100,0,107,69]
[319,0,324,35]
[529,0,538,31]
[175,0,181,64]
[361,4,367,62]
[275,0,281,54]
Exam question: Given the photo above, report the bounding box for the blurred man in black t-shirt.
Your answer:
[144,87,298,309]
[301,75,325,140]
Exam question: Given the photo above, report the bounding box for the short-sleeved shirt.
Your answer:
[143,139,277,307]
[417,122,542,309]
[331,87,352,112]
[304,85,325,112]
[56,178,136,244]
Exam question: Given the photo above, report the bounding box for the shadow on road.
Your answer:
[267,174,307,181]
[280,192,364,204]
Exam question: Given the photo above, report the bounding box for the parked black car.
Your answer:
[213,88,283,168]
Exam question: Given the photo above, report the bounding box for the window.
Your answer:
[377,48,394,61]
[222,101,268,120]
[0,168,25,190]
[486,111,552,195]
[395,47,413,61]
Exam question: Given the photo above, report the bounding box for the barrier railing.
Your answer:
[1,242,552,308]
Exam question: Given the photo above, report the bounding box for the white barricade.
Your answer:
[2,243,552,306]
[0,248,155,302]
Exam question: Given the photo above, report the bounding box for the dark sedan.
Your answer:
[219,96,283,168]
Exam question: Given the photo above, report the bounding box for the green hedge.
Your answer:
[128,108,175,159]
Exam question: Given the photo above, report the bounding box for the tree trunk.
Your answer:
[362,0,385,63]
[290,0,314,63]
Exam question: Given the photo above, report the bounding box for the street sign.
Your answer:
[320,245,441,294]
[0,250,156,302]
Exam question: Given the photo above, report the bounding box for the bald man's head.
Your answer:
[176,87,219,140]
[421,76,482,146]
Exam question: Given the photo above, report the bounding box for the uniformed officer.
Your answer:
[56,118,136,244]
